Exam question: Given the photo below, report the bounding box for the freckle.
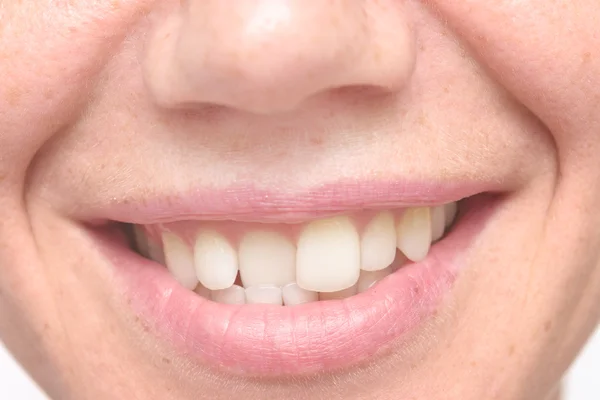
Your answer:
[470,361,477,367]
[6,86,22,106]
[508,344,516,356]
[582,52,591,63]
[310,136,324,146]
[544,320,552,332]
[162,357,171,364]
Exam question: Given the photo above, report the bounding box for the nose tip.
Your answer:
[144,1,416,114]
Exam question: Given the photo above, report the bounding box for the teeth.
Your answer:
[396,207,432,262]
[282,283,318,306]
[212,285,246,304]
[357,267,392,293]
[146,201,460,303]
[296,216,361,293]
[245,285,283,305]
[239,231,296,288]
[444,202,458,229]
[360,211,397,271]
[193,230,238,290]
[162,232,199,290]
[319,284,358,301]
[431,205,446,242]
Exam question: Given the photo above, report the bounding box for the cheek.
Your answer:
[429,0,600,151]
[0,1,153,187]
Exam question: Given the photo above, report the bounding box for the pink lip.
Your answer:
[92,194,496,376]
[88,180,494,224]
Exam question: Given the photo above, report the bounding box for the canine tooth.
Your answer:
[444,202,458,228]
[396,207,432,262]
[162,232,199,290]
[211,285,246,304]
[296,216,360,293]
[360,211,397,271]
[245,285,283,305]
[358,267,392,293]
[239,231,295,288]
[319,284,357,300]
[193,230,238,290]
[431,205,446,242]
[282,283,318,306]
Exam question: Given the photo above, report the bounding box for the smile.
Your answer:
[87,183,498,376]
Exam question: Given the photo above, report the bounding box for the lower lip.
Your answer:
[94,196,495,376]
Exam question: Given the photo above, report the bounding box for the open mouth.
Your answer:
[89,188,497,376]
[129,203,458,305]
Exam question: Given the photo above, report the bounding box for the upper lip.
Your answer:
[88,179,494,225]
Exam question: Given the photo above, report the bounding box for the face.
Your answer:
[1,1,599,399]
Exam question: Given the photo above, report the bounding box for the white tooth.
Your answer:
[282,283,318,306]
[396,207,432,262]
[444,202,458,228]
[239,231,295,288]
[193,230,238,290]
[211,285,246,304]
[360,211,397,271]
[431,205,446,242]
[358,267,392,293]
[245,285,283,305]
[133,226,150,258]
[194,283,211,299]
[296,216,360,293]
[318,284,357,301]
[162,232,199,290]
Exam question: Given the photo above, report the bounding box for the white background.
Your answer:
[1,327,598,399]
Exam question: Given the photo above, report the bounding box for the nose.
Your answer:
[144,0,416,114]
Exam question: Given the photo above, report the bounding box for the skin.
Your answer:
[0,0,599,399]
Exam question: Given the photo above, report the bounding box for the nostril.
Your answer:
[143,1,417,115]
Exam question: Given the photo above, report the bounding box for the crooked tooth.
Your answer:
[239,231,295,288]
[245,285,283,305]
[319,284,357,301]
[212,285,246,304]
[282,283,318,306]
[193,230,238,290]
[431,205,446,242]
[358,267,392,293]
[360,211,397,271]
[162,232,199,290]
[396,207,432,262]
[444,202,458,228]
[296,216,360,293]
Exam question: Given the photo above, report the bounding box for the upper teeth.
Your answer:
[135,203,459,305]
